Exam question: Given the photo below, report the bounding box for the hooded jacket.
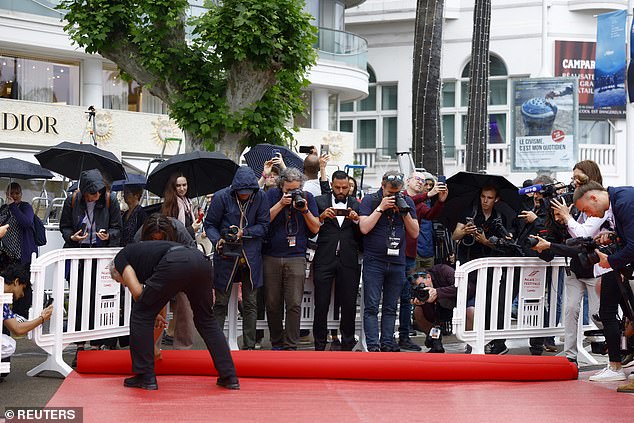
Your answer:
[60,169,122,248]
[204,166,270,291]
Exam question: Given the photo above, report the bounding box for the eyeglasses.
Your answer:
[384,174,404,182]
[412,176,425,183]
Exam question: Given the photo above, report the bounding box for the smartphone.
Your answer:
[320,144,330,156]
[81,222,89,235]
[44,297,54,308]
[437,175,446,184]
[271,149,281,159]
[298,146,313,154]
[334,208,350,217]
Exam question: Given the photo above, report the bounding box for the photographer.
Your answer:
[452,185,513,355]
[514,175,558,355]
[312,171,362,351]
[410,265,469,353]
[399,171,447,351]
[204,166,270,350]
[573,181,634,387]
[359,171,419,352]
[264,168,319,350]
[532,161,608,368]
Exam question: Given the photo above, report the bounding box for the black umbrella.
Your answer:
[244,143,304,176]
[442,171,521,231]
[146,151,238,198]
[67,173,147,192]
[0,158,54,179]
[111,173,147,192]
[35,141,126,181]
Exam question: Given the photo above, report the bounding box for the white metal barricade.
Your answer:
[224,274,364,350]
[28,247,127,377]
[454,256,598,363]
[1,292,12,375]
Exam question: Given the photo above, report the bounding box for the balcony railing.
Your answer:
[354,143,617,176]
[315,27,368,70]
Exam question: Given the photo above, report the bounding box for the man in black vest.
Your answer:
[313,171,362,351]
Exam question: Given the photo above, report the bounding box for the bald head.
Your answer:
[303,154,320,179]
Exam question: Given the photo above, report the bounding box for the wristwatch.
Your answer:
[375,207,383,214]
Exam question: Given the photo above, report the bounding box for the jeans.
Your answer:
[600,271,623,363]
[398,257,417,338]
[363,257,405,349]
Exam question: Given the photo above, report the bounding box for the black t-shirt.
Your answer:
[114,240,181,283]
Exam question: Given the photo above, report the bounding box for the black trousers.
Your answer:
[129,249,236,379]
[600,271,623,363]
[312,255,360,350]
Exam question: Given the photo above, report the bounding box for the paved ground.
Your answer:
[0,331,617,412]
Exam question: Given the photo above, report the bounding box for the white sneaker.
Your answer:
[588,366,626,382]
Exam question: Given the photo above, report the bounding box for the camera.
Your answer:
[407,272,430,303]
[220,225,243,257]
[288,189,306,209]
[393,192,411,215]
[565,236,618,269]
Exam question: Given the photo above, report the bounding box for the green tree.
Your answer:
[58,0,317,161]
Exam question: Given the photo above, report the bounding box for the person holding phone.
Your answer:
[59,169,122,361]
[399,171,447,351]
[258,153,286,190]
[312,171,362,351]
[2,263,54,381]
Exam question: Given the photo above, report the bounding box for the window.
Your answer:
[579,120,611,144]
[441,55,510,157]
[0,55,79,105]
[102,69,167,114]
[339,65,398,157]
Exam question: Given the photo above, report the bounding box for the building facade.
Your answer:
[0,0,369,197]
[345,0,630,187]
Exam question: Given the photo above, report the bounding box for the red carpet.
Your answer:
[48,372,632,423]
[76,350,578,381]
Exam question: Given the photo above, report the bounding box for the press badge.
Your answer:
[287,236,296,247]
[387,236,401,256]
[430,327,441,339]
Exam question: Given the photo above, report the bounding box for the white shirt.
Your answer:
[567,205,615,277]
[332,194,346,226]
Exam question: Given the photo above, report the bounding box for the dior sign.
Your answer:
[2,112,59,134]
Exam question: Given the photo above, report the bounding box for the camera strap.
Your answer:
[386,216,401,256]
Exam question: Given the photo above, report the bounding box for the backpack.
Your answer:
[33,215,47,247]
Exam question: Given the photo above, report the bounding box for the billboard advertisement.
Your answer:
[555,40,625,119]
[511,78,578,172]
[594,10,627,109]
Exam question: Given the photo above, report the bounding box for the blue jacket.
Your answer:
[607,186,634,271]
[204,166,270,292]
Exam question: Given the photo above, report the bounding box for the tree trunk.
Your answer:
[464,0,491,173]
[412,0,445,175]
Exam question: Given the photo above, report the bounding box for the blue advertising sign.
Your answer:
[595,10,627,108]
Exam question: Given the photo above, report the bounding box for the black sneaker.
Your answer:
[424,335,445,353]
[124,374,158,390]
[485,341,509,355]
[398,337,422,351]
[216,376,240,390]
[380,344,400,352]
[367,345,381,352]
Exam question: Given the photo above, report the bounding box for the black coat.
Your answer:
[313,194,362,267]
[60,169,122,248]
